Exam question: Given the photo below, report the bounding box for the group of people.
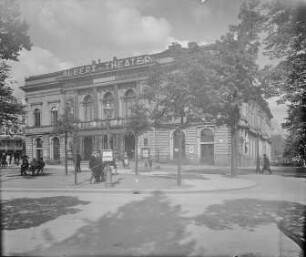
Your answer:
[89,151,118,184]
[20,155,45,176]
[1,152,22,168]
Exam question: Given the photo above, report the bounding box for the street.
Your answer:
[1,168,305,257]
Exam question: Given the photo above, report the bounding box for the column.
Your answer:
[114,84,119,118]
[93,87,99,120]
[74,91,80,120]
[61,90,66,115]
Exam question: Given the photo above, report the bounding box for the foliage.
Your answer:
[125,103,151,175]
[0,0,32,61]
[0,61,24,125]
[125,103,151,137]
[259,0,306,163]
[211,0,270,126]
[53,107,79,175]
[145,0,271,176]
[0,0,31,125]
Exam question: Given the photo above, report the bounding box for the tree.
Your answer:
[0,0,32,61]
[197,0,270,175]
[125,103,151,175]
[54,105,79,180]
[0,0,31,126]
[259,0,306,164]
[145,46,214,185]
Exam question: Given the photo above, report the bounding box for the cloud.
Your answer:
[19,0,174,64]
[10,46,73,98]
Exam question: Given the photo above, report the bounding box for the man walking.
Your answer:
[76,153,82,173]
[262,154,272,174]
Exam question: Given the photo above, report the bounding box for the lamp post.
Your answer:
[104,103,113,187]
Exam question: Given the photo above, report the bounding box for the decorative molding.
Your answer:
[30,102,43,107]
[47,100,60,104]
[78,88,93,96]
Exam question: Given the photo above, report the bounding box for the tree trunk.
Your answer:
[135,134,139,175]
[231,127,237,176]
[177,116,184,186]
[64,131,68,176]
[177,128,182,186]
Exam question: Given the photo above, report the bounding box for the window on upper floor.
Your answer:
[51,107,58,125]
[66,99,74,118]
[83,95,94,122]
[34,109,41,127]
[124,90,136,118]
[103,92,114,119]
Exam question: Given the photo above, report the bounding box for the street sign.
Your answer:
[102,149,113,162]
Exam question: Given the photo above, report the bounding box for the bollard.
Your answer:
[105,164,113,187]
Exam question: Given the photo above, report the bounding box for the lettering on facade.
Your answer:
[63,55,154,77]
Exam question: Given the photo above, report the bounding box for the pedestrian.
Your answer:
[122,151,129,169]
[89,151,103,184]
[262,154,272,174]
[36,157,45,175]
[1,153,7,168]
[20,157,29,176]
[76,153,82,173]
[14,152,20,165]
[29,158,38,176]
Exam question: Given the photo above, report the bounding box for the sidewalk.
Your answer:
[0,162,256,193]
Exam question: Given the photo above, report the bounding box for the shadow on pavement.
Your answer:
[194,198,306,250]
[26,192,197,257]
[1,196,90,230]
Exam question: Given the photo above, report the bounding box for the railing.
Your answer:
[25,126,54,134]
[78,118,126,129]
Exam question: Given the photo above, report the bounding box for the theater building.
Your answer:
[21,44,272,166]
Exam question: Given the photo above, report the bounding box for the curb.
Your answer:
[0,181,257,194]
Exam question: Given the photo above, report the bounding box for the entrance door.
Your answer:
[83,136,93,160]
[53,137,60,161]
[201,144,214,164]
[124,134,135,160]
[173,130,185,160]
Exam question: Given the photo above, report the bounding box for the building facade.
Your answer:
[21,44,272,166]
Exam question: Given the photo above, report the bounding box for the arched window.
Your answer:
[51,107,58,125]
[201,128,214,143]
[35,138,43,159]
[52,137,60,160]
[124,90,136,117]
[34,109,41,127]
[66,99,74,118]
[36,138,42,148]
[103,92,114,119]
[83,95,94,121]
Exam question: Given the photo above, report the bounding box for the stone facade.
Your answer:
[21,45,272,166]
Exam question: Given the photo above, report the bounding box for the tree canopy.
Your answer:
[0,0,32,126]
[259,0,306,164]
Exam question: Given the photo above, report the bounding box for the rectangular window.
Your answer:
[35,111,41,127]
[144,138,148,147]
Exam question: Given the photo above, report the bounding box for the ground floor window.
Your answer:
[52,137,60,161]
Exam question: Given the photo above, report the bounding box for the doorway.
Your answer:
[124,134,135,160]
[201,144,214,164]
[83,136,93,160]
[52,137,60,161]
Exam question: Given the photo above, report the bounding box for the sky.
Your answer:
[9,0,287,135]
